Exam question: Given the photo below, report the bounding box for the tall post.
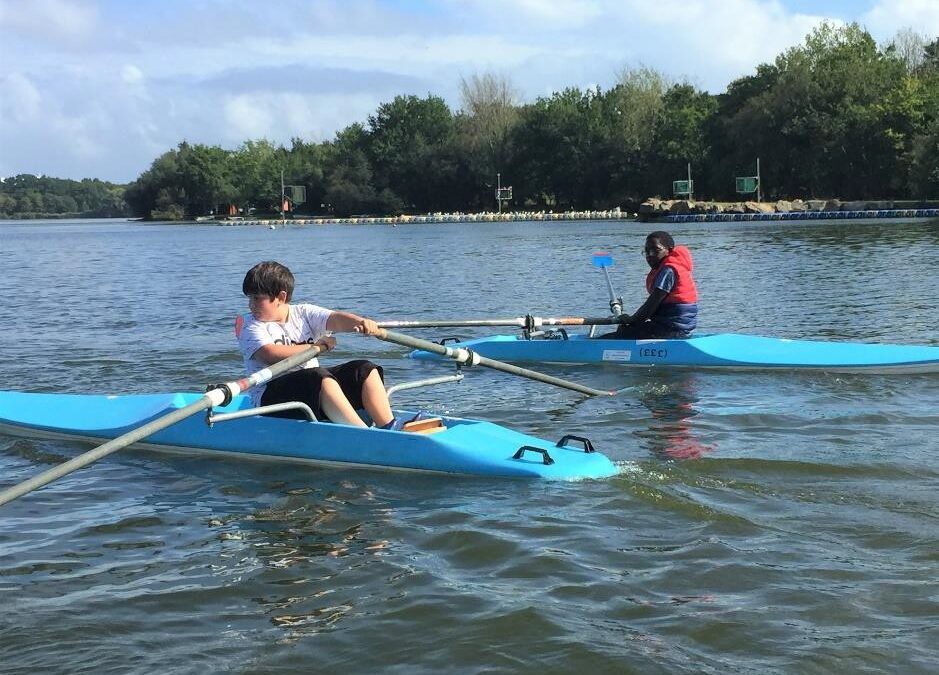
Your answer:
[496,172,502,213]
[281,169,286,227]
[687,163,693,202]
[756,157,762,202]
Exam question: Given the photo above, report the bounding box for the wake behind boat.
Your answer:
[0,390,618,480]
[409,332,939,373]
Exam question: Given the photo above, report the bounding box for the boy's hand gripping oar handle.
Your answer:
[377,314,627,329]
[0,345,325,508]
[375,328,614,397]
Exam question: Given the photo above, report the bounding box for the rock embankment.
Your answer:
[639,198,914,220]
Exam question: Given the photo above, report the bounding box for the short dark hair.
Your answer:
[646,231,675,250]
[243,261,294,300]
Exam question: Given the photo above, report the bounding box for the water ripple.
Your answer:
[1,219,938,673]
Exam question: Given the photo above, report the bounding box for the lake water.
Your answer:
[0,218,937,674]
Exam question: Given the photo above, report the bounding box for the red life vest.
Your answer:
[645,245,698,304]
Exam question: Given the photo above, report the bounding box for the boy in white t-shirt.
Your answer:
[236,260,397,429]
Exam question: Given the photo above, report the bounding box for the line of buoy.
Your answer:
[209,210,638,226]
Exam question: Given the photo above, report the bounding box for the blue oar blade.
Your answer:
[592,251,614,268]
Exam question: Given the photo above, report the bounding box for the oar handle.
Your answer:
[375,329,613,397]
[377,315,625,329]
[0,344,325,508]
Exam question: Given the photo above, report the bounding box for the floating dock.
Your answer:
[664,208,939,223]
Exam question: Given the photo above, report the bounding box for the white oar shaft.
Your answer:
[378,315,622,329]
[0,396,217,507]
[601,267,623,315]
[376,329,613,397]
[0,345,323,508]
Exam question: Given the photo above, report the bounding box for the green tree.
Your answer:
[322,124,404,216]
[909,118,939,197]
[711,22,912,199]
[509,87,628,209]
[0,192,15,216]
[646,84,717,197]
[176,142,236,215]
[455,72,521,208]
[366,94,456,211]
[231,139,282,211]
[125,148,182,218]
[282,137,327,214]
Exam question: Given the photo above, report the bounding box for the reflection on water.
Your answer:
[211,479,397,642]
[636,371,715,460]
[231,484,393,565]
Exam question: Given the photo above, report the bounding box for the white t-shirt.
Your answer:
[235,303,333,404]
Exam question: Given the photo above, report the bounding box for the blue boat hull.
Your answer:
[0,391,618,480]
[410,333,939,373]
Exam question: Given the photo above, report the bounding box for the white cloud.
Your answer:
[50,115,102,160]
[245,34,542,72]
[863,0,939,39]
[0,0,97,42]
[121,64,143,85]
[220,92,385,144]
[494,0,604,26]
[2,0,928,182]
[223,95,275,141]
[0,73,42,124]
[597,0,831,87]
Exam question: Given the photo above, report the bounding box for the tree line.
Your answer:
[0,174,128,219]
[3,23,937,221]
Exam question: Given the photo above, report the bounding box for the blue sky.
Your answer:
[1,0,937,183]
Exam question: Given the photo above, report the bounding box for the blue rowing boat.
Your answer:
[409,332,939,373]
[0,391,618,480]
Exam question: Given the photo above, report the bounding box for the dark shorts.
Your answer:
[597,322,690,340]
[260,359,383,420]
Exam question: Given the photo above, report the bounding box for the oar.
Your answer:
[0,345,324,508]
[375,328,614,397]
[592,251,624,315]
[378,314,625,329]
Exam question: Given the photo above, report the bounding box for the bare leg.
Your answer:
[359,369,394,427]
[318,378,369,427]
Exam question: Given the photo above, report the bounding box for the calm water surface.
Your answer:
[0,218,937,674]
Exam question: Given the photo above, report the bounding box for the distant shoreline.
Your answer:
[204,209,635,226]
[4,203,938,226]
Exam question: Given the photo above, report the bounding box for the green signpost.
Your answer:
[735,176,759,193]
[735,158,762,201]
[672,163,694,200]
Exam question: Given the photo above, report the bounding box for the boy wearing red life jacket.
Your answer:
[601,231,698,339]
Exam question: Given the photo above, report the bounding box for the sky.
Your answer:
[1,0,937,183]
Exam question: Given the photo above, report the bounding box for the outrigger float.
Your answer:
[0,330,619,508]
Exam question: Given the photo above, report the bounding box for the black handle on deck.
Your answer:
[513,445,555,465]
[555,435,596,453]
[437,336,464,346]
